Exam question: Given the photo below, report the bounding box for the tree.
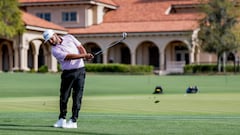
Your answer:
[198,0,240,72]
[0,0,25,38]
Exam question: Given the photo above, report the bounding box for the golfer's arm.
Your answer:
[64,54,87,60]
[77,45,87,54]
[64,45,90,60]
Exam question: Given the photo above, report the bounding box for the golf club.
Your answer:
[94,32,127,56]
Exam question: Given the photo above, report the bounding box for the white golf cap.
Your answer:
[43,29,54,42]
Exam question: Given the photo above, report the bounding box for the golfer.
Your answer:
[43,29,94,128]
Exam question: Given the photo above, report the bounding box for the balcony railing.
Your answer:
[166,61,186,73]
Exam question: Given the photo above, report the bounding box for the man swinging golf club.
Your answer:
[43,29,94,128]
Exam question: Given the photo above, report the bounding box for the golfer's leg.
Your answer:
[71,69,86,122]
[59,72,74,119]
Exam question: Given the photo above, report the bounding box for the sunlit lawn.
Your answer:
[0,73,240,135]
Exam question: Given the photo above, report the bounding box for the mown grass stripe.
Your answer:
[79,114,240,120]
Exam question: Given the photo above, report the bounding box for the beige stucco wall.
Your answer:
[26,4,104,28]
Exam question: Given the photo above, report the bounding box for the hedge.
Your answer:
[38,65,48,73]
[184,64,239,73]
[85,64,153,74]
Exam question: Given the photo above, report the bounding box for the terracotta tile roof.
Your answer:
[21,11,66,31]
[70,0,202,34]
[104,0,200,23]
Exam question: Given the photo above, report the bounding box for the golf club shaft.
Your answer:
[94,39,124,56]
[94,33,127,56]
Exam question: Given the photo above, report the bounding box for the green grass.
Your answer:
[0,73,240,135]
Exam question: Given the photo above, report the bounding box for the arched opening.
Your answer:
[164,40,189,72]
[38,45,45,68]
[0,40,13,72]
[2,45,9,72]
[165,41,190,64]
[84,43,102,63]
[136,41,159,69]
[149,45,159,68]
[108,43,130,64]
[121,44,131,64]
[175,45,189,64]
[28,43,34,69]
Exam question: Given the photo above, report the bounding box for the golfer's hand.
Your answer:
[85,53,94,60]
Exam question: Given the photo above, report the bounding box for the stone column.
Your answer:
[160,50,165,70]
[19,46,29,71]
[12,38,20,71]
[190,48,194,64]
[103,52,107,64]
[33,51,38,71]
[131,52,136,65]
[48,55,58,72]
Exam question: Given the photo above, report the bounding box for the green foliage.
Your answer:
[184,64,217,73]
[198,0,240,73]
[198,0,240,56]
[0,0,25,38]
[28,68,36,73]
[38,65,48,73]
[57,64,62,72]
[184,64,240,73]
[85,63,153,74]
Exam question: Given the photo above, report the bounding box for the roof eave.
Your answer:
[20,0,117,9]
[25,25,68,34]
[73,31,193,38]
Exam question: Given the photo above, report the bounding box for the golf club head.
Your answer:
[122,32,127,39]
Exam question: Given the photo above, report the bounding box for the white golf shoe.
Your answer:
[53,118,67,128]
[65,119,77,128]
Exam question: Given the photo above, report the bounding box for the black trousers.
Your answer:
[59,67,86,122]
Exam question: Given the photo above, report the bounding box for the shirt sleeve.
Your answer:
[69,35,81,47]
[52,47,67,62]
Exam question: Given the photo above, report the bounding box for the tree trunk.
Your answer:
[217,52,227,72]
[223,52,226,73]
[217,54,221,72]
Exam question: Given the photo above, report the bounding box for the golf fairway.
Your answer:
[0,73,240,135]
[0,93,239,115]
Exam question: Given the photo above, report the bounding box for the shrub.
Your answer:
[38,65,48,73]
[184,64,237,74]
[85,64,153,74]
[184,64,216,73]
[57,64,62,72]
[28,68,36,73]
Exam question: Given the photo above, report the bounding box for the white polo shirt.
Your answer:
[51,34,84,70]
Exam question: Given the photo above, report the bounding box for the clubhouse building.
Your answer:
[0,0,239,74]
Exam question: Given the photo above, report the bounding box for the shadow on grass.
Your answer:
[0,124,118,135]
